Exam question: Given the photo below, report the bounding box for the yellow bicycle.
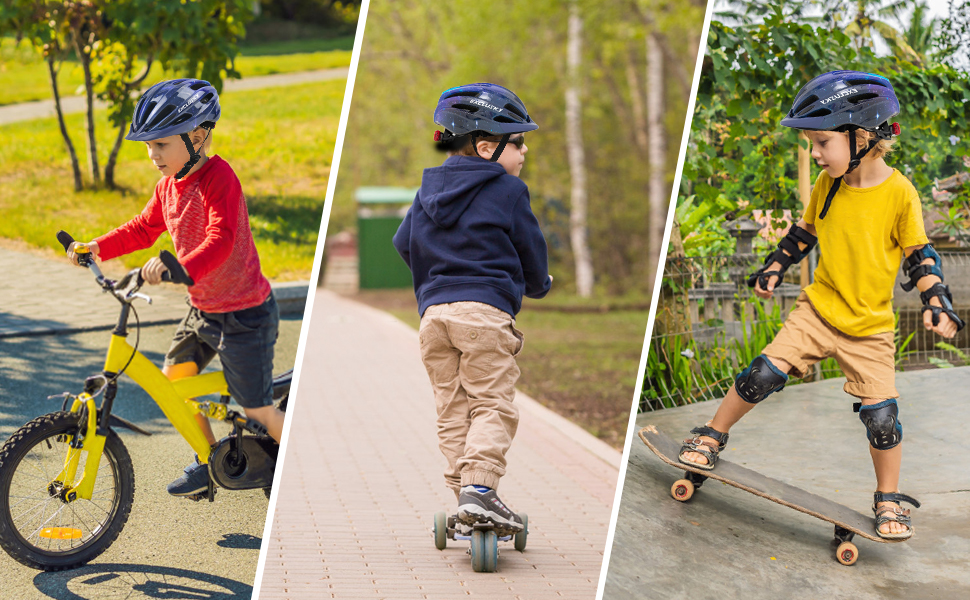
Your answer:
[0,232,289,571]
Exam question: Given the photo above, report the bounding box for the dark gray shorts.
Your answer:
[165,293,279,408]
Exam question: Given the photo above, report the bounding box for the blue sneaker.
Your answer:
[167,457,210,497]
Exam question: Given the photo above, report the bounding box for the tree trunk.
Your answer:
[47,56,83,192]
[656,218,692,337]
[566,3,594,298]
[646,31,666,298]
[625,47,648,152]
[104,120,127,189]
[73,29,100,186]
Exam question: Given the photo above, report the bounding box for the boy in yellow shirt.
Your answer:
[678,71,964,539]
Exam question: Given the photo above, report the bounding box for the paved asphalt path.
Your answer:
[257,291,621,600]
[0,314,303,600]
[0,68,350,126]
[603,367,970,600]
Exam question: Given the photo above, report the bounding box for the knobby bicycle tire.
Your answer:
[0,411,135,571]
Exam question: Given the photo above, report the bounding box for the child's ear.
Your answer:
[476,138,493,159]
[190,127,206,147]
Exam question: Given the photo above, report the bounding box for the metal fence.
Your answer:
[640,250,970,412]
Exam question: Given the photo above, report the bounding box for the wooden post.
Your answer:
[798,132,811,289]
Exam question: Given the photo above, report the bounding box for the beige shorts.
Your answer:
[762,292,897,399]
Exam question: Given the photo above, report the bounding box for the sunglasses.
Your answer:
[507,135,526,149]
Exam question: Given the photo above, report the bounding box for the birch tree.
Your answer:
[566,1,594,297]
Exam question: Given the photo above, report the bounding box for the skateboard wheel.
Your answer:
[514,513,528,551]
[483,530,499,572]
[433,511,448,550]
[470,530,486,572]
[836,541,858,566]
[671,479,695,502]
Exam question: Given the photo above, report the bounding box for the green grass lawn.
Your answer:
[0,36,353,106]
[353,290,648,448]
[0,79,345,281]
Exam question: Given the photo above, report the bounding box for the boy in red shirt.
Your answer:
[67,79,283,497]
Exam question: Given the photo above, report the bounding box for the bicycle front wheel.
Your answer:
[0,411,135,571]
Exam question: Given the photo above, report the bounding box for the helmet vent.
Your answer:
[147,105,175,129]
[189,81,207,90]
[804,108,831,118]
[503,103,525,119]
[444,91,481,99]
[171,113,192,126]
[493,115,517,123]
[849,92,879,104]
[794,95,819,115]
[452,103,479,113]
[199,92,214,105]
[846,77,878,86]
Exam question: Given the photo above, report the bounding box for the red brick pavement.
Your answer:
[256,290,620,599]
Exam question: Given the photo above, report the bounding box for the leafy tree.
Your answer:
[0,0,253,191]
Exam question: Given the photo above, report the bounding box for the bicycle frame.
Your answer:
[57,329,228,501]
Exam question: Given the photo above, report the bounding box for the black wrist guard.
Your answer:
[920,282,965,331]
[747,224,818,290]
[901,245,944,292]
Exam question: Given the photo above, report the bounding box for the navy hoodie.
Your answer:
[393,155,552,317]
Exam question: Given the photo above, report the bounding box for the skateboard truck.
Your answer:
[432,511,528,573]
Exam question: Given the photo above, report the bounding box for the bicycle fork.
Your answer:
[52,394,106,503]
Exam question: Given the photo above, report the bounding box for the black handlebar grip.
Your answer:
[56,230,75,252]
[159,250,195,286]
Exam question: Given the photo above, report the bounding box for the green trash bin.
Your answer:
[356,186,417,289]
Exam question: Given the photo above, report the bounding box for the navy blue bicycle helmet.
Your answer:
[127,79,221,180]
[433,83,538,162]
[781,71,900,219]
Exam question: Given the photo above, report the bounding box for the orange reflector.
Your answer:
[40,527,83,540]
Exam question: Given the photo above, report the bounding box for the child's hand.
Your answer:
[924,305,959,338]
[67,241,99,266]
[752,273,779,300]
[141,257,169,285]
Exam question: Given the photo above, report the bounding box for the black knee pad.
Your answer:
[734,354,788,404]
[855,399,903,450]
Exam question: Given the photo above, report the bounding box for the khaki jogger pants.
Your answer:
[418,301,524,495]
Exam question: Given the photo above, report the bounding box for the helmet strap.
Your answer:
[489,134,511,162]
[174,127,212,181]
[470,133,512,162]
[845,128,877,174]
[819,176,842,220]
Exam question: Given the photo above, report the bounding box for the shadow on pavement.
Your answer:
[216,534,262,550]
[0,331,169,439]
[33,563,252,599]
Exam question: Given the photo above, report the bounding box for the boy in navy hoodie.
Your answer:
[393,83,552,533]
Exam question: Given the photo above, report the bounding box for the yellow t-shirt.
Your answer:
[803,169,928,337]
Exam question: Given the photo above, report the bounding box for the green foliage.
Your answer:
[680,10,970,255]
[676,194,736,256]
[332,0,705,297]
[929,341,970,368]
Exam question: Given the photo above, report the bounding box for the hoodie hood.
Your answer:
[418,155,508,228]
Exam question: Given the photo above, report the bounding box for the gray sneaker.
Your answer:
[167,457,210,497]
[457,486,524,533]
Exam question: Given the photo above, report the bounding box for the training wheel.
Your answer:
[836,541,858,566]
[433,511,448,550]
[671,479,695,502]
[514,513,528,551]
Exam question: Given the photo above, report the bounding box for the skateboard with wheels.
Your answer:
[640,425,909,565]
[432,512,528,572]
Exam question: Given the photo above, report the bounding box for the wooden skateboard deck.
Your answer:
[639,425,906,563]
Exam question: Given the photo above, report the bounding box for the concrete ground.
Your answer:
[0,284,303,599]
[256,290,621,600]
[602,368,970,600]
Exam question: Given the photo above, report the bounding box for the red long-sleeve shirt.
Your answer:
[96,155,271,313]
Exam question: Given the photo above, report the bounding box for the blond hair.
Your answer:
[855,129,895,159]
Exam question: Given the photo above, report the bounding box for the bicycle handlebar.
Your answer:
[57,230,194,287]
